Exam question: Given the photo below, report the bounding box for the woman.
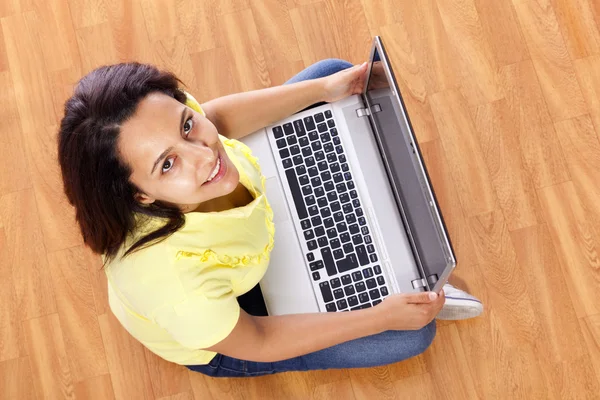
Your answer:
[58,59,482,378]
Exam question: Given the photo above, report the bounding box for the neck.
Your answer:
[186,183,253,213]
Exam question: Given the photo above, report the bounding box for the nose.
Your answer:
[180,143,215,172]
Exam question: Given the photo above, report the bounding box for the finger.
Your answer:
[404,291,438,304]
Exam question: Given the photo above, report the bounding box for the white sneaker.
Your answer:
[436,284,484,320]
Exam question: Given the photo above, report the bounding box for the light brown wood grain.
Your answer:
[47,246,109,382]
[251,0,304,86]
[0,357,38,399]
[220,9,271,91]
[24,314,75,399]
[214,0,250,15]
[549,0,600,59]
[379,23,440,144]
[188,370,216,400]
[499,61,571,188]
[574,55,600,132]
[254,373,313,399]
[289,2,340,66]
[474,99,542,231]
[154,35,198,90]
[98,312,155,400]
[189,47,241,102]
[474,0,529,65]
[359,0,401,30]
[542,355,600,400]
[429,90,497,216]
[313,378,356,400]
[0,190,57,319]
[83,246,110,316]
[0,282,27,362]
[75,22,120,75]
[581,314,600,386]
[538,181,600,318]
[145,347,192,398]
[139,0,179,43]
[0,23,8,71]
[67,0,108,28]
[512,0,587,121]
[322,0,371,64]
[158,392,195,400]
[73,374,116,400]
[393,373,436,400]
[348,366,397,400]
[175,0,220,54]
[436,0,503,106]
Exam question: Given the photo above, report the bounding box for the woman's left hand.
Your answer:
[320,62,369,103]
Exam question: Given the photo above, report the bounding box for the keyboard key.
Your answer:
[321,171,332,182]
[290,145,300,155]
[282,158,293,169]
[358,217,367,226]
[318,236,328,247]
[356,208,364,217]
[309,130,319,141]
[308,167,318,177]
[373,299,382,306]
[370,254,378,262]
[311,216,322,226]
[324,181,335,192]
[364,235,372,244]
[336,222,347,233]
[288,136,298,145]
[346,214,357,224]
[340,193,350,204]
[340,232,351,243]
[339,154,347,163]
[377,276,385,285]
[369,288,381,300]
[381,286,389,296]
[330,238,341,249]
[321,207,332,218]
[304,116,316,131]
[342,204,352,214]
[302,185,312,196]
[320,132,331,142]
[331,201,341,212]
[318,161,328,171]
[273,126,284,138]
[350,190,358,199]
[303,230,314,240]
[327,153,337,163]
[326,302,336,312]
[330,127,338,136]
[309,260,323,271]
[352,234,363,245]
[352,199,360,208]
[361,226,369,235]
[315,151,325,161]
[324,217,334,228]
[312,271,320,280]
[347,181,355,190]
[333,249,344,260]
[352,271,363,281]
[284,122,294,135]
[342,274,352,285]
[315,226,325,237]
[280,148,290,159]
[336,298,348,310]
[327,228,337,239]
[359,292,370,303]
[331,164,341,173]
[366,278,377,289]
[343,243,354,253]
[325,110,332,118]
[317,198,328,209]
[317,123,327,132]
[333,288,344,299]
[336,183,347,193]
[350,225,360,235]
[299,175,309,185]
[311,177,322,187]
[314,186,325,197]
[331,278,341,288]
[344,285,356,296]
[333,136,341,145]
[293,119,306,135]
[285,168,307,219]
[347,295,359,307]
[324,143,334,153]
[276,138,287,149]
[319,281,333,302]
[307,253,315,262]
[327,119,335,128]
[321,247,337,276]
[337,253,359,273]
[342,163,349,171]
[307,240,317,250]
[335,145,344,154]
[308,205,319,216]
[299,136,309,147]
[302,147,312,157]
[315,112,325,123]
[357,245,369,266]
[363,267,373,278]
[334,212,344,222]
[356,281,367,292]
[333,172,343,182]
[296,165,306,175]
[311,141,322,151]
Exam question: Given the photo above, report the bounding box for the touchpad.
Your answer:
[265,177,291,223]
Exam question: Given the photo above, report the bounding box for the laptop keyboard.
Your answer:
[270,108,390,312]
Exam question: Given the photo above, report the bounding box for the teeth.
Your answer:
[206,157,220,182]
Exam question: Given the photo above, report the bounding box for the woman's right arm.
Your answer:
[204,291,445,363]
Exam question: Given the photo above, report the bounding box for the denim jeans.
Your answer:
[186,59,437,378]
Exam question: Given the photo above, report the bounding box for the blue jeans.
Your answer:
[186,59,437,378]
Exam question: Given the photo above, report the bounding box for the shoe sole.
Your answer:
[436,298,484,320]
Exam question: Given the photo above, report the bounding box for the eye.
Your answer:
[183,117,194,137]
[161,156,175,174]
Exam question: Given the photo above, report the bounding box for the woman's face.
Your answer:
[118,92,239,212]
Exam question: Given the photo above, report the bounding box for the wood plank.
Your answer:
[0,0,34,18]
[393,373,437,400]
[157,392,194,400]
[511,224,587,362]
[0,357,38,399]
[0,190,57,319]
[144,348,192,398]
[419,140,478,265]
[581,314,600,386]
[314,378,356,400]
[379,23,440,144]
[153,35,198,91]
[214,0,250,15]
[81,246,110,316]
[499,61,571,188]
[435,0,503,106]
[0,20,8,71]
[24,314,75,399]
[139,0,179,43]
[47,246,109,382]
[75,22,119,75]
[542,355,600,400]
[187,370,216,400]
[98,312,155,400]
[473,99,542,231]
[251,0,304,86]
[67,0,108,29]
[189,47,241,103]
[429,90,497,216]
[349,366,397,400]
[73,374,116,400]
[359,0,401,30]
[0,281,28,362]
[538,181,600,318]
[474,0,529,65]
[289,2,340,66]
[512,0,587,121]
[174,0,219,53]
[220,9,271,91]
[322,0,371,64]
[253,373,312,399]
[425,324,478,399]
[549,0,600,59]
[574,55,600,133]
[0,71,32,197]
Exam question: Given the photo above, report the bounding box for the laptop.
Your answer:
[241,36,456,315]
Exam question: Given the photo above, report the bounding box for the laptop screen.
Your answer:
[364,44,454,291]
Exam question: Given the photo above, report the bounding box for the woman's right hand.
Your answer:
[375,290,446,331]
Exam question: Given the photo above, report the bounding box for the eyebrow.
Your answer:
[151,107,187,175]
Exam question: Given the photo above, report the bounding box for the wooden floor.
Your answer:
[1,0,600,398]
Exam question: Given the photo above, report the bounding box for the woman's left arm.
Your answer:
[200,62,367,140]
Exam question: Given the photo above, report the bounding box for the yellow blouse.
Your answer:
[104,94,274,365]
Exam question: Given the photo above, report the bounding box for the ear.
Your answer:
[135,192,155,205]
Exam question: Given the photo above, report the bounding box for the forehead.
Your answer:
[118,92,183,168]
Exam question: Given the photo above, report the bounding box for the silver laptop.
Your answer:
[242,37,456,315]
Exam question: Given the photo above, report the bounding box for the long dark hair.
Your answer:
[58,63,189,262]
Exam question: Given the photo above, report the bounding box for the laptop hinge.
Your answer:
[356,103,382,117]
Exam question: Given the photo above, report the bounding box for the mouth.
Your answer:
[203,151,226,185]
